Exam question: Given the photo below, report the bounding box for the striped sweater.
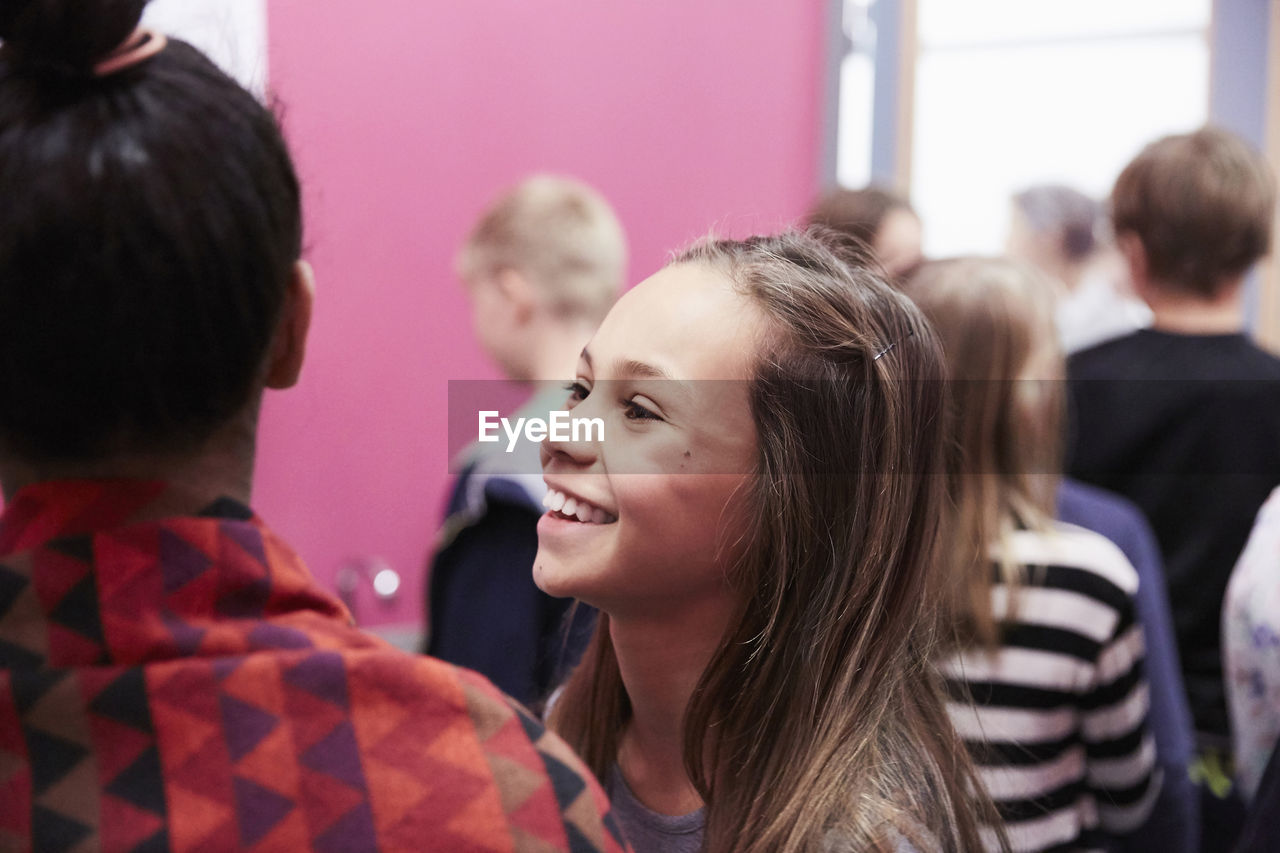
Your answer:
[940,524,1161,853]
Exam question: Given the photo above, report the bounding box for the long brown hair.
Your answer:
[550,230,997,852]
[903,258,1063,649]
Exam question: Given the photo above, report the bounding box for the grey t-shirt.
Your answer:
[606,766,705,853]
[605,766,928,853]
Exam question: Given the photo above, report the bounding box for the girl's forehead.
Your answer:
[584,264,766,382]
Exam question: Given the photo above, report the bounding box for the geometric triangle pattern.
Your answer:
[217,696,277,758]
[104,746,167,815]
[300,721,367,790]
[457,668,632,852]
[48,574,105,649]
[284,652,351,710]
[0,637,43,670]
[0,563,26,619]
[0,479,630,852]
[313,802,377,853]
[232,775,295,847]
[161,612,207,658]
[25,728,88,796]
[31,804,92,853]
[88,667,152,731]
[47,536,94,565]
[219,695,279,762]
[14,670,100,851]
[158,529,213,595]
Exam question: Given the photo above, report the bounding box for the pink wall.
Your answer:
[258,0,826,628]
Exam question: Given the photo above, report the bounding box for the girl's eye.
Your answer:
[564,381,590,404]
[623,398,663,422]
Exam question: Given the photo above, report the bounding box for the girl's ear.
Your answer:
[265,260,315,390]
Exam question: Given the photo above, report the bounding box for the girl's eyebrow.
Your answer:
[616,359,673,380]
[581,347,675,381]
[582,346,692,406]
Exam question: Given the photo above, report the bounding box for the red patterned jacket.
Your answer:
[0,480,629,853]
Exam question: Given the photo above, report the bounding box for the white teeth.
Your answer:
[543,487,617,524]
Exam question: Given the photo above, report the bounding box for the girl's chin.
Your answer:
[533,512,622,601]
[531,557,589,600]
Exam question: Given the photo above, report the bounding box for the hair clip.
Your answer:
[94,28,168,78]
[873,328,915,361]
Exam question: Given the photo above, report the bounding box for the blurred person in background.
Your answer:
[907,258,1161,852]
[1067,127,1280,851]
[808,185,925,281]
[425,174,626,707]
[1051,478,1198,853]
[1006,184,1151,354]
[1004,185,1199,847]
[1223,486,1280,804]
[1233,729,1280,852]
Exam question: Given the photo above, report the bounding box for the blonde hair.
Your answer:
[550,229,1000,853]
[457,174,627,323]
[904,257,1063,648]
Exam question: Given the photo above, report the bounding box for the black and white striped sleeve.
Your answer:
[1081,584,1161,832]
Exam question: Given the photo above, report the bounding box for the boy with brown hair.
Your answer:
[426,175,626,706]
[1067,126,1280,848]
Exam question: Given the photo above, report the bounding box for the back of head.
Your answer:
[457,174,627,324]
[1111,126,1275,297]
[0,0,301,462]
[907,257,1059,385]
[1012,184,1101,263]
[903,257,1062,647]
[807,185,912,250]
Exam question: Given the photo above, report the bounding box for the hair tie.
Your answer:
[94,28,167,77]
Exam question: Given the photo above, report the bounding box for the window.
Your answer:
[911,0,1211,256]
[836,0,878,188]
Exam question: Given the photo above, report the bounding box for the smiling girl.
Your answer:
[533,230,997,852]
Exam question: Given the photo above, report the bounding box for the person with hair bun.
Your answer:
[535,228,998,852]
[0,2,627,851]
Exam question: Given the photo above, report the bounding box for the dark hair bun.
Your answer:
[0,0,147,74]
